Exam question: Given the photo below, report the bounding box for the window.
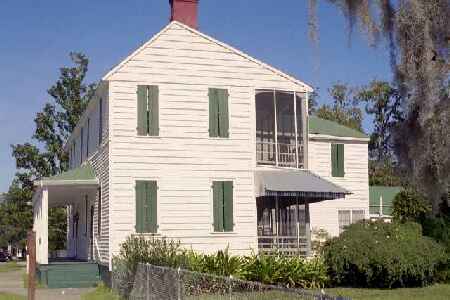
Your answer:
[338,209,365,234]
[85,195,88,235]
[331,144,345,177]
[98,98,103,145]
[338,210,351,234]
[209,88,229,138]
[255,90,306,168]
[212,181,233,232]
[97,187,101,236]
[135,181,158,233]
[80,127,84,163]
[137,85,159,136]
[86,118,90,157]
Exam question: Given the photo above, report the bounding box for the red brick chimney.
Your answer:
[169,0,199,29]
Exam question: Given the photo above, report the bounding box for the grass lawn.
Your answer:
[0,292,25,300]
[81,284,121,300]
[0,261,24,273]
[325,284,450,300]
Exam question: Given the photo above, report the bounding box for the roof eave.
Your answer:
[34,179,99,188]
[308,133,370,142]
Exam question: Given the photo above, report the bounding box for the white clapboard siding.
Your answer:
[66,82,111,265]
[308,139,369,237]
[107,22,307,258]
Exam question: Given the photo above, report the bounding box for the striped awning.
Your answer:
[255,169,350,201]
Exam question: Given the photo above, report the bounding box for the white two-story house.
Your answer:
[32,0,369,279]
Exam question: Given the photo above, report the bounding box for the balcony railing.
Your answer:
[256,141,304,168]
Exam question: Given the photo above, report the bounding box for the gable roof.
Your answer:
[369,186,402,215]
[102,21,312,92]
[308,116,369,139]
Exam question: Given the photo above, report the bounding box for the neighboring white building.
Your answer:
[32,0,369,271]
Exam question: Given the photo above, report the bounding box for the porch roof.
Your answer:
[35,164,98,187]
[255,169,350,201]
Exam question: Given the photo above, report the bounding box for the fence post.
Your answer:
[27,231,36,300]
[177,267,182,300]
[146,264,150,300]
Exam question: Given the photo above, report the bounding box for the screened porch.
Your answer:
[255,169,350,256]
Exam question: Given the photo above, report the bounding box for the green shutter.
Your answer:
[146,181,158,233]
[135,181,146,233]
[137,85,148,136]
[213,181,224,232]
[217,89,229,138]
[148,86,159,136]
[209,89,219,137]
[337,144,344,177]
[332,144,344,177]
[223,181,233,232]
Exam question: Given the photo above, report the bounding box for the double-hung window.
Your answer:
[137,85,159,136]
[338,209,365,234]
[212,181,233,232]
[209,88,229,138]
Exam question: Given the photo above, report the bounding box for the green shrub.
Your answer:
[392,189,430,222]
[323,221,446,288]
[114,236,328,290]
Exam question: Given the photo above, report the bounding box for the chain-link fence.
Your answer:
[112,263,349,300]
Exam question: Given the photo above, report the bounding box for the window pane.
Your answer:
[256,91,276,165]
[338,210,351,234]
[352,210,365,223]
[276,91,296,167]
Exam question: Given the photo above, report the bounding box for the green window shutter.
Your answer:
[337,144,345,177]
[148,86,159,136]
[217,89,229,138]
[212,181,224,232]
[135,181,146,233]
[332,144,344,177]
[145,181,158,233]
[223,181,234,232]
[209,88,219,137]
[137,85,148,136]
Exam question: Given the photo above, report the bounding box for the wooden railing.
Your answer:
[256,141,304,168]
[258,235,309,256]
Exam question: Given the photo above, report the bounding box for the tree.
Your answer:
[308,1,450,213]
[5,52,96,249]
[357,80,403,162]
[316,83,364,131]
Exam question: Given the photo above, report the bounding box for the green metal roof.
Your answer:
[308,116,369,139]
[369,186,402,215]
[41,164,97,183]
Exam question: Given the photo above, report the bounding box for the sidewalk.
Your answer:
[0,263,94,300]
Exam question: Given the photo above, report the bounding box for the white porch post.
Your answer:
[35,188,49,265]
[41,187,49,264]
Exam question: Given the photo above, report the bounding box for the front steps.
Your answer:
[37,261,101,288]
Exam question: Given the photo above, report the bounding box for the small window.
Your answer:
[98,98,103,145]
[80,127,84,163]
[212,181,233,232]
[331,144,345,177]
[209,88,229,138]
[338,209,365,234]
[97,187,102,236]
[137,85,159,136]
[352,210,365,223]
[338,210,351,234]
[135,181,158,233]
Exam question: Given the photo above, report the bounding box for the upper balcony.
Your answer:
[255,90,307,169]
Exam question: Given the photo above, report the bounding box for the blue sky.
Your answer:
[0,0,391,192]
